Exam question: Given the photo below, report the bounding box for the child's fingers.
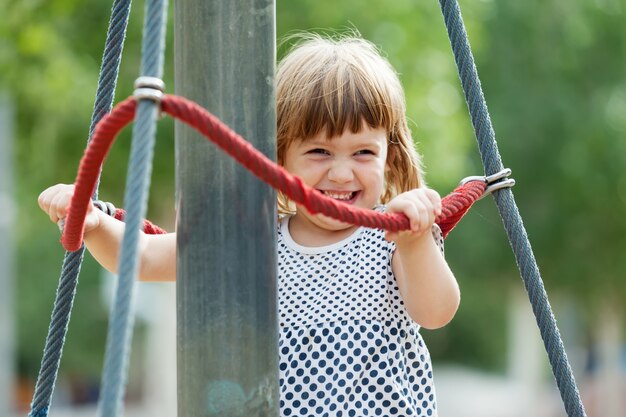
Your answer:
[38,184,74,224]
[406,200,420,230]
[49,191,70,223]
[424,189,442,216]
[37,190,46,211]
[393,197,427,232]
[37,186,57,212]
[389,197,418,230]
[37,194,48,214]
[413,198,435,232]
[47,193,61,223]
[39,189,59,222]
[386,188,441,239]
[411,189,439,224]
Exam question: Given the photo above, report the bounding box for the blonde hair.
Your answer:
[277,33,423,215]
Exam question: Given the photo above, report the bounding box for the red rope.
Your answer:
[113,208,168,235]
[438,181,485,238]
[62,95,486,252]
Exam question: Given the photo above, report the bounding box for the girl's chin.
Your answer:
[313,213,354,230]
[294,198,377,230]
[294,209,355,233]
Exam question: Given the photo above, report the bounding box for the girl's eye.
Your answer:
[355,149,375,156]
[308,148,330,155]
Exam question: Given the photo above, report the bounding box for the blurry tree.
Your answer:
[478,0,626,401]
[0,0,175,388]
[482,0,626,310]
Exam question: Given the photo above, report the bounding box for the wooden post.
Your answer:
[0,93,15,415]
[174,1,277,416]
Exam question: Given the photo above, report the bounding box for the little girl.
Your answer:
[39,34,460,416]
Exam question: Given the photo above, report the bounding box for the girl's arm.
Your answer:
[38,184,176,282]
[84,211,176,281]
[386,188,460,329]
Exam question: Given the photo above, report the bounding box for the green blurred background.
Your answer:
[1,0,624,415]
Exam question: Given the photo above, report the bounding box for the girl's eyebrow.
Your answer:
[350,139,384,149]
[303,138,328,146]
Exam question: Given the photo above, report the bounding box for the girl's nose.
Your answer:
[328,160,354,183]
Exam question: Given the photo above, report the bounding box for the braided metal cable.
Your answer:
[96,0,168,415]
[28,1,132,416]
[438,1,587,416]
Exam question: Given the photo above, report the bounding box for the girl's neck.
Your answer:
[287,214,360,247]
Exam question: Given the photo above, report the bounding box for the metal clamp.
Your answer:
[56,200,118,236]
[460,168,515,200]
[133,76,165,103]
[93,200,117,217]
[56,200,117,233]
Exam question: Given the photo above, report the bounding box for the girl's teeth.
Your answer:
[323,191,354,200]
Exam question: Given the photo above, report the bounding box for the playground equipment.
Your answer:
[29,1,587,417]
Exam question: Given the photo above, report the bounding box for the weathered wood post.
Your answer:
[174,1,277,416]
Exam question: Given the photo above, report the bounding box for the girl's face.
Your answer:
[283,125,389,238]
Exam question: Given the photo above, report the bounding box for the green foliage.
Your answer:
[480,0,626,308]
[1,0,175,385]
[3,0,624,381]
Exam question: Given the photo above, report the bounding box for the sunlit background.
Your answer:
[1,0,625,416]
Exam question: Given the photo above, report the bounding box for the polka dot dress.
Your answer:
[278,214,444,417]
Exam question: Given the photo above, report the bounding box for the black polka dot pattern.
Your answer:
[277,214,443,417]
[433,225,444,256]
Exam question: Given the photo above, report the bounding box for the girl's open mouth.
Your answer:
[318,190,360,204]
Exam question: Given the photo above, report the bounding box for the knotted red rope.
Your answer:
[62,95,486,252]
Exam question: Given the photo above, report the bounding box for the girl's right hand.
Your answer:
[38,184,100,233]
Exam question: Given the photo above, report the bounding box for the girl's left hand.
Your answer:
[385,188,442,243]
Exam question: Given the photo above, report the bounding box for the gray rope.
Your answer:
[96,0,168,415]
[28,1,132,416]
[438,1,587,416]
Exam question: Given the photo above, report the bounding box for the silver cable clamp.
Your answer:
[133,76,165,103]
[57,200,117,233]
[460,168,515,200]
